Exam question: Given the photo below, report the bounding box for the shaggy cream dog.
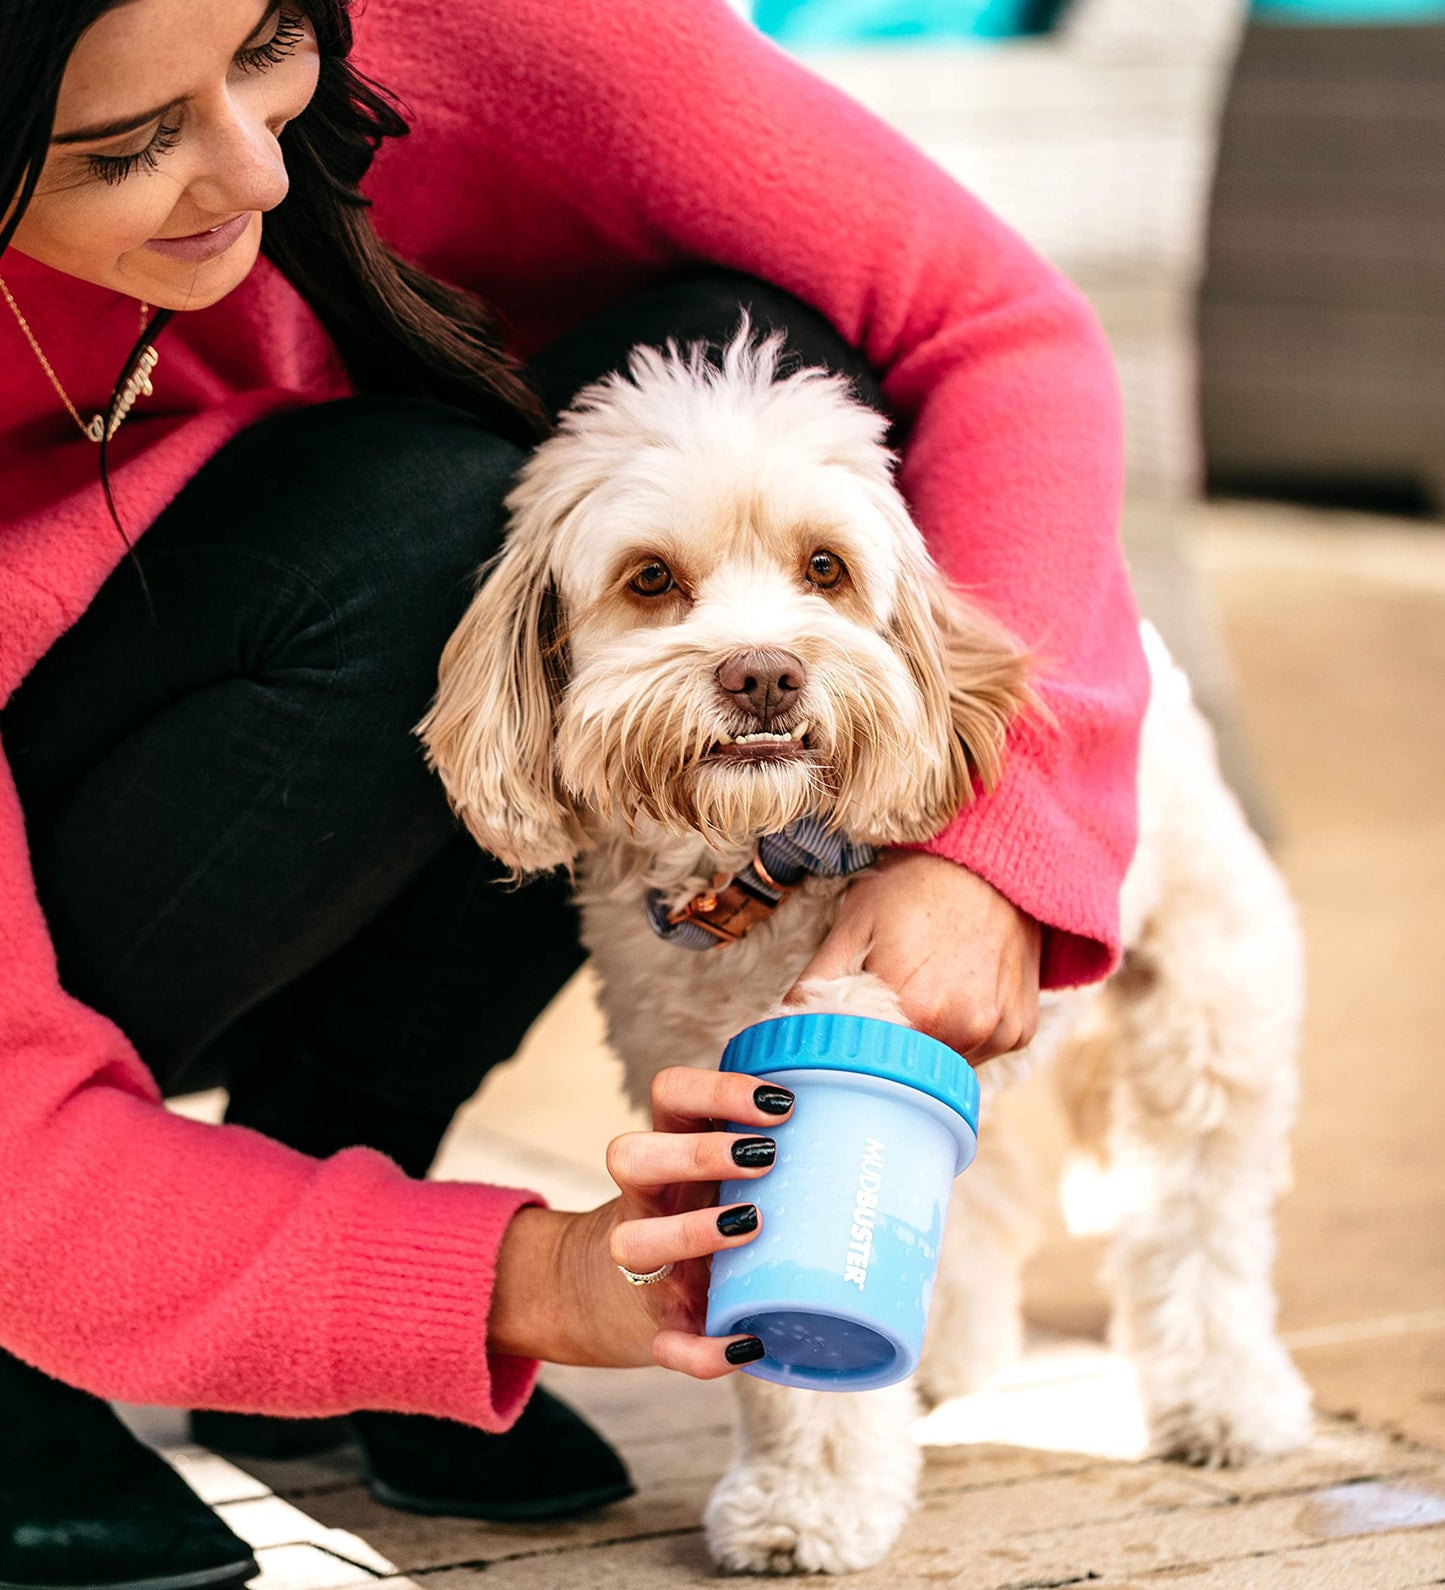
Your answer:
[417,320,1313,1575]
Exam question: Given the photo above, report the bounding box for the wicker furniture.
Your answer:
[1200,19,1445,512]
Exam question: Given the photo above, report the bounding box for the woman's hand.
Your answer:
[790,849,1041,1062]
[487,1066,791,1377]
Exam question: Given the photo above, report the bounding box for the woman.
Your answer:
[0,1,1148,1586]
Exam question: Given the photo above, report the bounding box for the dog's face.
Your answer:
[417,322,1032,875]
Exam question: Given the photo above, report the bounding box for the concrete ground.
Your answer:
[128,496,1445,1587]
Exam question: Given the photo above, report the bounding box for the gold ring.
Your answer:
[616,1261,675,1286]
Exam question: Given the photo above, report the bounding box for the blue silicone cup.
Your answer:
[705,1012,979,1392]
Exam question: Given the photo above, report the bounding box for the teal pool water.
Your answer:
[1253,0,1445,20]
[753,0,1044,44]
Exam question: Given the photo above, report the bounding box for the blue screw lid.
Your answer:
[720,1012,979,1134]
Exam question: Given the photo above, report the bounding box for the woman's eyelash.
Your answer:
[88,122,182,187]
[84,10,306,185]
[236,8,307,74]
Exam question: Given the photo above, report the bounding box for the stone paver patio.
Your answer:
[120,1358,1445,1589]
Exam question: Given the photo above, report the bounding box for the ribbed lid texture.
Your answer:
[720,1013,979,1132]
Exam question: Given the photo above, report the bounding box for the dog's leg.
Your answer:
[1106,699,1312,1467]
[704,1374,921,1575]
[915,1110,1039,1407]
[701,971,923,1574]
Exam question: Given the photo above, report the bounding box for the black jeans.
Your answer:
[0,268,888,1182]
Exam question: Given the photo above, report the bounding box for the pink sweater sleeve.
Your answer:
[0,744,542,1425]
[383,0,1148,987]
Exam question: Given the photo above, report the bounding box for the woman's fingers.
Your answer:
[592,1069,787,1382]
[648,1065,794,1137]
[651,1328,767,1380]
[609,1200,761,1276]
[606,1128,777,1191]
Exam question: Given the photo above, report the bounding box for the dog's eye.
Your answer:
[629,560,675,597]
[806,550,846,589]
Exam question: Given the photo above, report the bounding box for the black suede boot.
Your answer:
[353,1389,634,1522]
[202,1010,630,1521]
[189,1389,633,1523]
[0,1350,258,1590]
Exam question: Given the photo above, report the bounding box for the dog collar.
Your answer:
[646,816,876,951]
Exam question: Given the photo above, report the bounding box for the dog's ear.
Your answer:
[889,550,1037,827]
[415,530,580,877]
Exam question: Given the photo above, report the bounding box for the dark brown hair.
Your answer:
[1,0,555,581]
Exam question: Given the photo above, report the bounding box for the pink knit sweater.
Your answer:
[0,0,1146,1426]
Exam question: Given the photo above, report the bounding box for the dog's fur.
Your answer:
[417,320,1313,1575]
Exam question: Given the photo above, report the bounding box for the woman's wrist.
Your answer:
[487,1204,575,1362]
[490,1202,642,1369]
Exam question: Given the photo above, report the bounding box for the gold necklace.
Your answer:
[0,274,158,444]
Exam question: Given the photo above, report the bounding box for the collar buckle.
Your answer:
[665,856,795,946]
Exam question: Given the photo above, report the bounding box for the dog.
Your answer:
[416,319,1313,1574]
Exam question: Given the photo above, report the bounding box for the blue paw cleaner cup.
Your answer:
[705,1011,980,1392]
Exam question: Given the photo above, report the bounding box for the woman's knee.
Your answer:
[147,397,529,692]
[672,268,888,410]
[529,268,891,425]
[198,397,526,595]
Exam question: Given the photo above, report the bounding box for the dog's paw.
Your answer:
[769,973,908,1028]
[1145,1345,1313,1468]
[704,1457,916,1575]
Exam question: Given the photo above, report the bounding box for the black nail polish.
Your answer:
[731,1136,776,1168]
[717,1203,759,1237]
[725,1336,766,1366]
[753,1085,794,1115]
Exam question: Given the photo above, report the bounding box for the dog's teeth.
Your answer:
[715,726,808,748]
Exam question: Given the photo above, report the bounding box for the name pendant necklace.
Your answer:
[0,274,159,443]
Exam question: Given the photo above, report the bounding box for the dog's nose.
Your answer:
[717,648,807,721]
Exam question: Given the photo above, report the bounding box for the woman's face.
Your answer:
[7,0,319,310]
